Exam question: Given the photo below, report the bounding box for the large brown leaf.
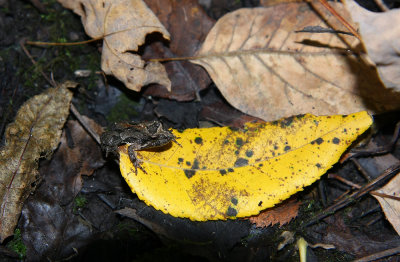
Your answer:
[57,0,171,92]
[142,0,214,101]
[20,119,105,260]
[191,2,400,121]
[346,0,400,91]
[0,82,76,242]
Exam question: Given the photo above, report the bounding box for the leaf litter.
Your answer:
[57,0,171,92]
[346,0,400,91]
[119,112,372,221]
[0,81,77,242]
[141,0,214,101]
[3,0,400,260]
[191,2,400,121]
[19,119,106,260]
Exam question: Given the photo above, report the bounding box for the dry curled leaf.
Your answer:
[0,82,76,242]
[57,0,171,91]
[191,2,400,121]
[249,200,301,228]
[119,111,372,221]
[345,0,400,91]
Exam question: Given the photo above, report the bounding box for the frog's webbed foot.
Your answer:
[128,145,147,175]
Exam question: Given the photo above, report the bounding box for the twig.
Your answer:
[19,38,102,146]
[314,0,361,40]
[70,104,101,145]
[303,163,400,227]
[373,0,390,11]
[19,38,54,85]
[353,245,400,262]
[328,173,400,201]
[351,158,372,180]
[347,121,400,159]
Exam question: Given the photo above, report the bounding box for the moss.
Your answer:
[117,222,139,237]
[106,93,140,122]
[74,195,88,209]
[6,229,27,259]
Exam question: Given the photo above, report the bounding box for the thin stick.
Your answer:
[328,173,400,201]
[354,245,400,262]
[373,0,389,11]
[70,104,101,145]
[20,38,102,146]
[304,164,400,227]
[315,0,361,40]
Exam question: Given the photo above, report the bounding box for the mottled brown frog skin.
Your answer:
[100,121,176,174]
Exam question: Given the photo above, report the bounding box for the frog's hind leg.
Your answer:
[128,145,148,175]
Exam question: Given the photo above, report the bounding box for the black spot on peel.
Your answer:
[178,158,183,162]
[231,197,238,205]
[219,169,227,175]
[194,137,203,144]
[236,138,244,147]
[186,161,191,166]
[234,158,248,167]
[258,201,263,206]
[279,117,294,128]
[192,159,200,169]
[184,169,196,178]
[332,137,340,144]
[284,145,291,151]
[228,168,234,172]
[316,163,321,168]
[246,150,254,157]
[312,138,323,145]
[227,207,238,217]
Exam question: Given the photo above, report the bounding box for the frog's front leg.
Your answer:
[127,144,148,175]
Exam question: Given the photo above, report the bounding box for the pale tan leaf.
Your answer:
[57,0,171,91]
[345,0,400,91]
[374,165,400,235]
[0,82,76,242]
[191,2,400,121]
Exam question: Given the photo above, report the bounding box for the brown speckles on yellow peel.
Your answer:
[119,111,373,221]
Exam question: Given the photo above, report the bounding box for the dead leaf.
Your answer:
[142,0,214,100]
[354,141,400,236]
[191,2,400,121]
[20,119,105,260]
[57,0,171,91]
[345,0,400,91]
[249,200,301,227]
[322,214,400,257]
[375,172,400,235]
[260,0,303,7]
[0,82,76,242]
[119,111,372,221]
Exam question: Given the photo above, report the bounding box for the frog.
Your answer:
[100,120,177,174]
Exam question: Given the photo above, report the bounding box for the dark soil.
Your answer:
[0,0,400,261]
